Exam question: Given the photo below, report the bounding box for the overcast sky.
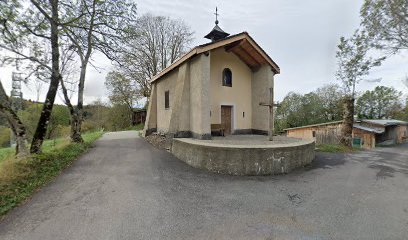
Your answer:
[1,0,407,104]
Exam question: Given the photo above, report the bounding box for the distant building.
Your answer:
[354,119,408,148]
[284,119,408,149]
[132,109,146,125]
[284,121,343,146]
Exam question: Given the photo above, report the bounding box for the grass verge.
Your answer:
[0,148,14,165]
[0,131,103,217]
[316,144,360,153]
[125,123,144,131]
[0,137,73,164]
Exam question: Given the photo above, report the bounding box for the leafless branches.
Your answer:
[111,13,194,99]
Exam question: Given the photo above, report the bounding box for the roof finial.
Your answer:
[204,7,229,41]
[214,7,219,25]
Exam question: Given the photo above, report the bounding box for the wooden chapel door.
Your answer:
[221,106,232,135]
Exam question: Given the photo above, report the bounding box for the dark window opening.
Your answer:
[222,68,232,87]
[165,91,169,109]
[312,131,316,137]
[243,112,245,118]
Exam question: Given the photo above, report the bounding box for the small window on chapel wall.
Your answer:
[165,91,169,109]
[222,68,232,87]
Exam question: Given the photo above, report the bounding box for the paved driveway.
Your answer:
[0,131,407,240]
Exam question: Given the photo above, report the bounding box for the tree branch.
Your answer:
[0,44,52,71]
[30,0,52,21]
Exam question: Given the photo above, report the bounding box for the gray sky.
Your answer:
[1,0,407,104]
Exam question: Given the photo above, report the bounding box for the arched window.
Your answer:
[222,68,232,87]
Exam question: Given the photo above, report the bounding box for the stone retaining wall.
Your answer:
[172,139,315,175]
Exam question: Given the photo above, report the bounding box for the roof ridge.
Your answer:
[150,32,279,83]
[283,121,343,131]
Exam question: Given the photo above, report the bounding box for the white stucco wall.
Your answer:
[173,63,191,132]
[252,65,274,132]
[143,83,157,133]
[156,69,178,133]
[209,48,253,131]
[189,54,211,136]
[147,45,275,137]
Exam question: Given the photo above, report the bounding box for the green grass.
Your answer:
[82,131,104,142]
[125,123,144,131]
[0,138,69,164]
[0,131,103,216]
[0,148,14,164]
[316,144,360,153]
[0,131,103,163]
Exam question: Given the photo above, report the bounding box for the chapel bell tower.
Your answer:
[204,7,230,42]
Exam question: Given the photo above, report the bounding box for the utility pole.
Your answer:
[11,72,23,110]
[10,64,24,147]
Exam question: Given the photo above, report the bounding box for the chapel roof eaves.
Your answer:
[150,32,280,83]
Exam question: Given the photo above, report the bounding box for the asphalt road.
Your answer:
[0,131,407,240]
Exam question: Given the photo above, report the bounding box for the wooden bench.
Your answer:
[211,124,225,136]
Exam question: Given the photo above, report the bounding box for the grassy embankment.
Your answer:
[0,131,103,216]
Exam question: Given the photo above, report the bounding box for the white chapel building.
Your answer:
[144,17,280,139]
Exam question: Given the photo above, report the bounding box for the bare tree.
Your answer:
[336,30,385,147]
[114,14,194,99]
[0,0,65,153]
[59,0,138,143]
[27,0,66,153]
[1,0,132,150]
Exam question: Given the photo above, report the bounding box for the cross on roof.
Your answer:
[214,7,219,25]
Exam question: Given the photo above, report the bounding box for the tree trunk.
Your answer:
[0,83,29,159]
[4,111,29,159]
[9,114,29,158]
[0,107,30,159]
[340,96,354,148]
[66,0,96,143]
[58,61,86,144]
[30,0,61,154]
[70,112,83,143]
[72,61,88,143]
[59,68,84,143]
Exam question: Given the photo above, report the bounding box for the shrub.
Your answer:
[81,120,100,133]
[0,127,10,148]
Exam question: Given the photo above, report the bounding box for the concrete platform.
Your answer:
[171,135,315,175]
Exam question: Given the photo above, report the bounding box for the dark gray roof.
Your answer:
[212,24,226,33]
[361,119,408,126]
[199,32,241,48]
[204,24,230,41]
[353,125,385,134]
